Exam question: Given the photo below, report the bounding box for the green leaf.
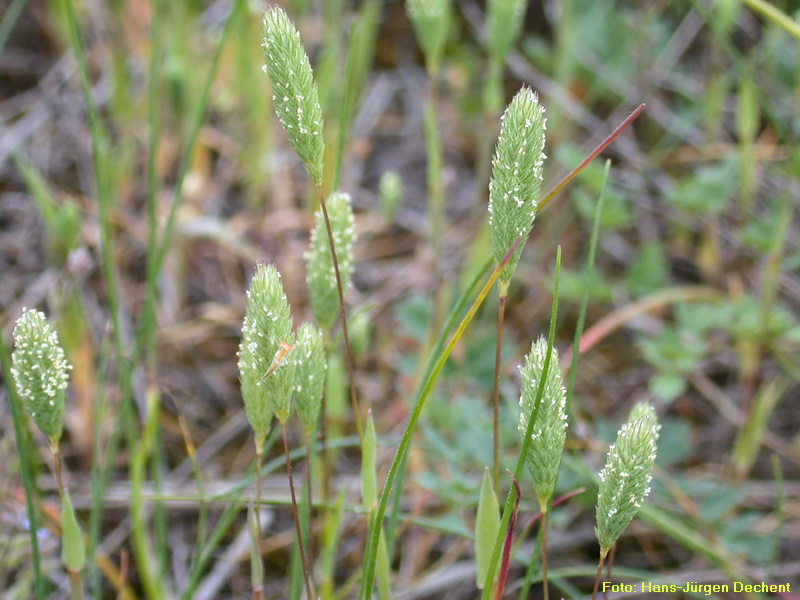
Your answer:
[649,372,686,402]
[61,491,86,572]
[475,468,500,589]
[625,242,668,297]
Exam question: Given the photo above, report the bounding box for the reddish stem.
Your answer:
[538,104,646,212]
[494,471,521,600]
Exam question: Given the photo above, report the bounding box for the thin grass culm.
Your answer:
[592,403,660,599]
[518,338,568,600]
[488,87,547,490]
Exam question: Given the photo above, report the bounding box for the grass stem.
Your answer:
[255,442,264,535]
[51,438,65,502]
[492,290,507,493]
[541,508,549,600]
[282,423,316,600]
[69,570,85,600]
[361,238,523,599]
[316,186,363,441]
[591,549,609,600]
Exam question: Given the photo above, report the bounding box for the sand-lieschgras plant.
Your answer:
[237,264,314,600]
[488,86,547,490]
[262,4,362,445]
[262,6,324,186]
[306,192,356,332]
[293,322,326,436]
[475,0,529,205]
[592,403,660,599]
[293,321,326,539]
[11,308,72,498]
[406,0,450,70]
[518,337,568,600]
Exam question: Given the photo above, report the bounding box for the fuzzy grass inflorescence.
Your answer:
[486,0,528,64]
[488,87,547,287]
[262,5,325,186]
[305,191,356,331]
[293,322,326,435]
[518,337,568,510]
[238,264,296,445]
[595,403,660,553]
[11,308,71,442]
[406,0,450,68]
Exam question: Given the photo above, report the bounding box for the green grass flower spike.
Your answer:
[486,0,528,64]
[238,264,296,444]
[262,6,325,186]
[595,403,660,553]
[488,87,547,287]
[518,337,567,510]
[11,308,71,442]
[292,322,326,435]
[406,0,450,68]
[306,191,356,330]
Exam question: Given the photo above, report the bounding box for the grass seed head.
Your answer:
[11,308,71,441]
[595,403,660,552]
[262,6,325,186]
[238,264,296,441]
[292,322,326,434]
[486,0,529,63]
[518,337,568,509]
[305,192,356,330]
[488,86,547,285]
[406,0,450,68]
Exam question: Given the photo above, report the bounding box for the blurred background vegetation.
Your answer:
[0,0,798,598]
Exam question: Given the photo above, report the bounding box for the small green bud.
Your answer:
[61,491,86,572]
[488,87,547,285]
[406,0,450,67]
[486,0,528,63]
[378,170,403,220]
[262,6,325,185]
[475,467,500,589]
[518,337,567,509]
[595,404,660,552]
[348,309,371,361]
[292,322,326,434]
[11,308,71,441]
[305,192,356,330]
[238,264,296,441]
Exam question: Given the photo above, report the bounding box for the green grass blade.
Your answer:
[87,336,110,597]
[360,237,526,599]
[180,499,245,600]
[480,246,562,598]
[386,258,492,554]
